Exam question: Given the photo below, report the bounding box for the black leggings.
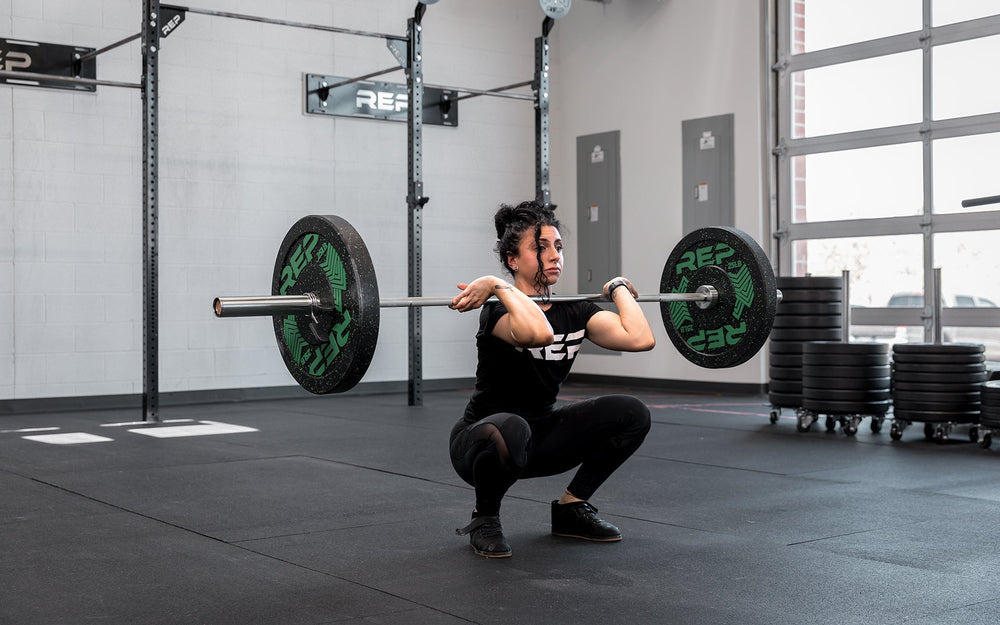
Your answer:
[448,395,651,516]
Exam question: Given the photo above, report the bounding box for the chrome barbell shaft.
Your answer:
[213,286,722,318]
[381,288,717,308]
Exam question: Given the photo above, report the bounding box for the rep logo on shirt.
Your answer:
[518,329,587,361]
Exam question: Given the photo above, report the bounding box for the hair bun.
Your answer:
[494,205,517,239]
[494,200,556,239]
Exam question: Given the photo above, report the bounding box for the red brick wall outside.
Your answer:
[791,0,808,275]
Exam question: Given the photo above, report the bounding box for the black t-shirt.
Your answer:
[463,300,602,422]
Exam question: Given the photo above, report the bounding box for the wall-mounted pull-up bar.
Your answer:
[446,79,535,103]
[159,4,407,40]
[74,33,142,66]
[0,70,141,90]
[425,82,536,102]
[310,67,406,97]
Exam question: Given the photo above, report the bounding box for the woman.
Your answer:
[448,200,656,558]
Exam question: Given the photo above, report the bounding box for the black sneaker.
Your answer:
[551,500,622,542]
[456,515,512,558]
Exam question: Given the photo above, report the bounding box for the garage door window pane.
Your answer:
[797,0,921,53]
[933,133,1000,214]
[791,51,922,138]
[792,235,923,306]
[935,231,1000,307]
[936,232,1000,362]
[933,1,1000,26]
[933,35,1000,120]
[790,144,923,223]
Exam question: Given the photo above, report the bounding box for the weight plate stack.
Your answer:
[979,380,1000,428]
[802,342,891,434]
[768,276,845,409]
[891,343,986,426]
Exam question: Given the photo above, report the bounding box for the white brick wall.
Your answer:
[2,0,542,400]
[1,85,12,397]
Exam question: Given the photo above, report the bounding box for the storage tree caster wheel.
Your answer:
[890,422,904,441]
[981,433,992,449]
[825,416,837,432]
[924,423,935,440]
[769,409,780,425]
[969,426,979,443]
[796,410,816,433]
[843,416,861,436]
[933,425,949,443]
[871,416,884,433]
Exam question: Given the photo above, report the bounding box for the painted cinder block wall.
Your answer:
[1,0,767,401]
[1,0,544,400]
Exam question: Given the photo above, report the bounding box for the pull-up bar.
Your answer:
[75,33,142,64]
[0,69,141,90]
[428,81,536,102]
[309,67,405,96]
[160,4,408,41]
[446,80,534,103]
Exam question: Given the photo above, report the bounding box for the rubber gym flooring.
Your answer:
[3,382,1000,625]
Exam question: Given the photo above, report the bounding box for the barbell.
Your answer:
[212,215,780,394]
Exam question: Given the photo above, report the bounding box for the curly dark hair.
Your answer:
[494,200,561,295]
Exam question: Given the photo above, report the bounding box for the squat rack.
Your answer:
[0,0,563,416]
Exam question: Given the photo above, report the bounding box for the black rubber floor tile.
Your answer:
[902,603,1000,625]
[0,471,118,525]
[0,509,421,625]
[791,510,1000,582]
[47,456,466,543]
[247,498,999,625]
[6,385,1000,625]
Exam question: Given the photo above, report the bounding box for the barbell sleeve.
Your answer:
[213,295,320,317]
[212,285,737,318]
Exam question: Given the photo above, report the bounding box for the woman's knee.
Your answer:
[492,414,532,470]
[628,396,652,433]
[600,394,651,440]
[599,394,649,424]
[469,413,532,471]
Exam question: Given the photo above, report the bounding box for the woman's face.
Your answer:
[509,225,563,286]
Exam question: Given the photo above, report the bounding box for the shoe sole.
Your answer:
[552,532,622,542]
[472,548,512,558]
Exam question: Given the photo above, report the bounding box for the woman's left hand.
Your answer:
[603,276,639,301]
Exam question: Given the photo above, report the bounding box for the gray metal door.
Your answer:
[576,131,621,294]
[682,114,734,233]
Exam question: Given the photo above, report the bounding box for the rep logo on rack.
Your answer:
[0,38,97,91]
[0,47,32,70]
[356,89,408,113]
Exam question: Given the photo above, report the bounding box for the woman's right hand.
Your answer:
[450,276,506,312]
[452,276,554,347]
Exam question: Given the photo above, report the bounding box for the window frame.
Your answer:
[766,0,1000,337]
